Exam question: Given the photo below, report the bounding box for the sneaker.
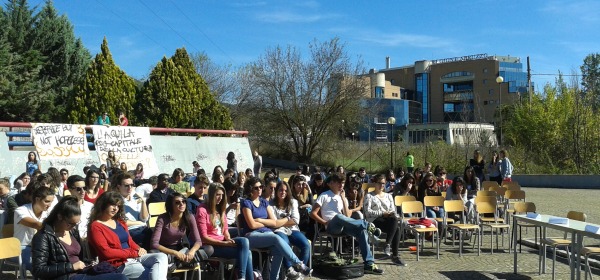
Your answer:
[367,223,382,237]
[293,262,313,276]
[286,267,301,280]
[364,264,384,275]
[391,257,407,266]
[384,244,392,256]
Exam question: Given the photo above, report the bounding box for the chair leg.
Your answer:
[552,247,556,280]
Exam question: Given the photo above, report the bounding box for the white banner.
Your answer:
[31,123,89,160]
[92,126,159,176]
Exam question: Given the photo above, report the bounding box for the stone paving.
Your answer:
[2,187,599,280]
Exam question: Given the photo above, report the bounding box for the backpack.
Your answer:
[313,252,364,279]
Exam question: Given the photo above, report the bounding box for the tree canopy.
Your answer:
[241,38,366,162]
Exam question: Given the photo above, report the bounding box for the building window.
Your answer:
[483,68,488,73]
[489,89,494,95]
[483,79,487,85]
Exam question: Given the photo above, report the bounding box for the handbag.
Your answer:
[81,261,118,275]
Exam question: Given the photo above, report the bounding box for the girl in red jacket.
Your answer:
[88,192,168,280]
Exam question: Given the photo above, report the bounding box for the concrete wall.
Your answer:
[0,133,252,178]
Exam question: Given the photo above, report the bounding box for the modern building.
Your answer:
[359,54,529,145]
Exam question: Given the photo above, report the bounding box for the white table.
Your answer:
[512,214,600,280]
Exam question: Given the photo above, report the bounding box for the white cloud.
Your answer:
[541,0,600,23]
[255,10,339,23]
[356,31,455,49]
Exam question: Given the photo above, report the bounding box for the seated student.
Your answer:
[240,177,312,280]
[309,173,328,195]
[357,167,370,184]
[65,175,94,238]
[152,193,212,269]
[291,176,313,231]
[421,173,445,219]
[84,170,104,204]
[364,175,406,266]
[14,186,55,272]
[435,167,452,192]
[384,169,398,193]
[88,192,169,280]
[394,173,418,198]
[147,174,175,205]
[187,175,209,216]
[261,177,277,203]
[114,172,150,248]
[31,196,128,280]
[310,173,384,275]
[169,168,189,194]
[445,176,475,223]
[345,177,364,220]
[0,178,18,226]
[223,177,241,237]
[135,176,157,201]
[197,183,254,280]
[271,181,311,277]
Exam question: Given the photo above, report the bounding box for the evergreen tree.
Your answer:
[581,53,600,110]
[138,47,233,129]
[69,37,137,124]
[31,1,91,120]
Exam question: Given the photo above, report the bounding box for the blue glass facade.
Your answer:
[415,73,429,123]
[499,62,528,93]
[359,99,422,141]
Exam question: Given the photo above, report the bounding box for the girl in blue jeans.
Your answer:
[271,181,311,277]
[240,177,312,280]
[197,183,254,280]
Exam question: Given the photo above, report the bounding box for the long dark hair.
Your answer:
[44,196,81,227]
[397,173,417,197]
[451,176,467,195]
[463,166,477,186]
[85,169,101,192]
[32,186,55,205]
[244,177,262,198]
[88,191,125,232]
[28,151,38,164]
[165,192,191,232]
[274,181,292,212]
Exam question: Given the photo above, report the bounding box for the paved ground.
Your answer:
[2,187,599,280]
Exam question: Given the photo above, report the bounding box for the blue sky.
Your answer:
[29,0,600,87]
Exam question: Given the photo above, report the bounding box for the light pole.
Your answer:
[387,116,396,169]
[496,76,504,147]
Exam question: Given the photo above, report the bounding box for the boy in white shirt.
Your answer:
[311,173,384,275]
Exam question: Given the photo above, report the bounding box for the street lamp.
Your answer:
[387,116,396,169]
[496,76,504,146]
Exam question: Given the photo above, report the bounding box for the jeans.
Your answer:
[246,231,301,280]
[326,214,374,265]
[70,273,129,280]
[21,246,32,272]
[275,230,310,268]
[211,237,253,280]
[426,206,445,219]
[119,252,168,280]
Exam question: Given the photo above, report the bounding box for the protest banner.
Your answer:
[31,123,89,160]
[92,125,159,176]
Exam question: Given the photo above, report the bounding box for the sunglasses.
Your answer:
[174,199,186,205]
[252,186,262,191]
[71,187,85,192]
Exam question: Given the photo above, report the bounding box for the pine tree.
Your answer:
[69,37,137,124]
[138,47,233,129]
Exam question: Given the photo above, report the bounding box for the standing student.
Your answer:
[499,150,514,182]
[487,151,502,185]
[469,150,486,183]
[26,151,40,176]
[253,150,262,178]
[405,152,415,173]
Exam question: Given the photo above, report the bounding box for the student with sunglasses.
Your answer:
[32,196,128,280]
[151,192,213,269]
[66,175,94,238]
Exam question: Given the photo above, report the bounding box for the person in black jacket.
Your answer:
[31,196,128,280]
[147,173,175,205]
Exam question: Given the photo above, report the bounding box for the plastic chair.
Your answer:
[171,262,201,280]
[311,218,354,258]
[400,201,439,261]
[148,202,166,228]
[2,223,14,239]
[475,199,510,254]
[424,196,451,225]
[539,211,586,280]
[482,181,499,191]
[63,189,71,196]
[502,181,521,191]
[504,190,526,225]
[0,237,24,280]
[444,200,481,256]
[512,202,540,252]
[477,190,497,197]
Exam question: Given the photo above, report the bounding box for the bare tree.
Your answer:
[244,38,367,162]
